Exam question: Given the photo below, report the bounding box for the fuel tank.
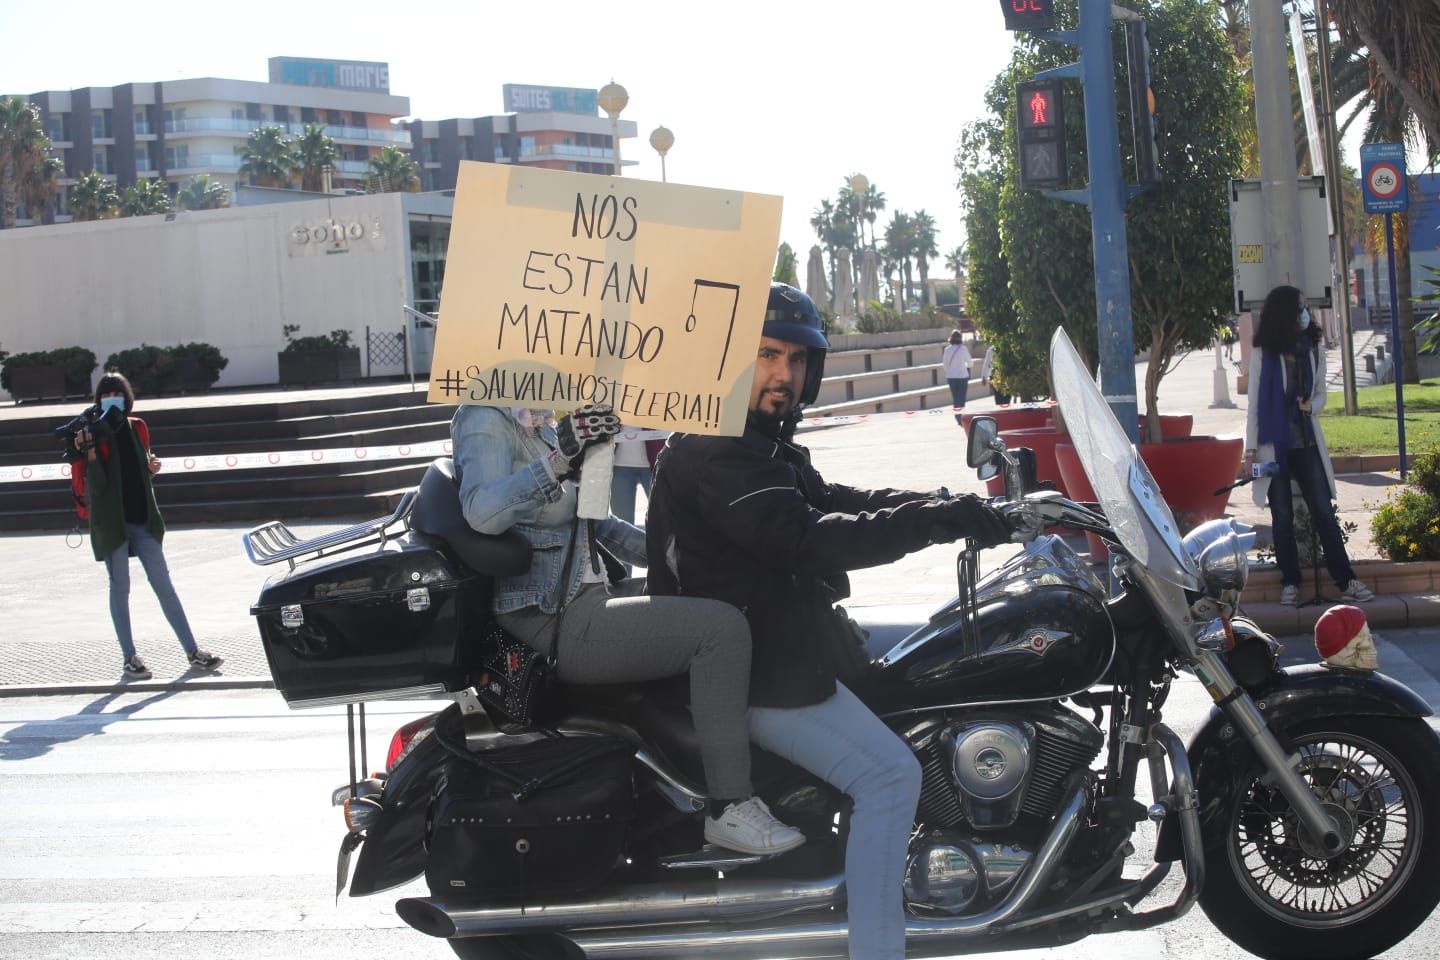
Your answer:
[864,584,1114,716]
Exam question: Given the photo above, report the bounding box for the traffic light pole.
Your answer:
[1035,0,1140,443]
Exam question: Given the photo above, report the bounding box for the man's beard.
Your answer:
[746,406,800,439]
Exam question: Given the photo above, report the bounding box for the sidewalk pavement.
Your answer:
[0,346,1428,697]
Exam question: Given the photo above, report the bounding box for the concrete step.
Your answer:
[811,379,991,418]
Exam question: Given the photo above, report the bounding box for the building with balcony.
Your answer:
[11,58,411,223]
[405,83,637,193]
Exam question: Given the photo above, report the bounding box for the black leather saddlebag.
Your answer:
[425,729,635,903]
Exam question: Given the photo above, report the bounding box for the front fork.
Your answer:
[1189,648,1344,855]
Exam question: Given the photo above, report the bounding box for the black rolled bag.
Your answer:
[424,710,636,903]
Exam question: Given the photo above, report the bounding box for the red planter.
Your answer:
[984,427,1071,497]
[1056,436,1245,560]
[1144,413,1193,439]
[961,402,1055,434]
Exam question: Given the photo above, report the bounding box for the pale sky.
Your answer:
[3,0,1403,271]
[0,0,1015,269]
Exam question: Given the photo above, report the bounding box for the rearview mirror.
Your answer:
[967,417,999,468]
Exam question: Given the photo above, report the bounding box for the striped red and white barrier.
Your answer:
[0,407,964,484]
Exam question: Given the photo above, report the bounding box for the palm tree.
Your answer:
[238,125,297,188]
[862,182,886,250]
[68,171,119,221]
[366,146,420,193]
[945,243,967,316]
[293,123,339,192]
[1330,0,1440,155]
[883,212,916,310]
[1,97,52,229]
[119,178,172,217]
[21,153,63,224]
[175,174,230,211]
[1327,0,1440,382]
[911,210,940,302]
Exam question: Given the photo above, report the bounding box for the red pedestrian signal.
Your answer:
[1000,0,1056,31]
[1016,79,1068,189]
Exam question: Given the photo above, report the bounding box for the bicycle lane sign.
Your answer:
[1360,142,1408,214]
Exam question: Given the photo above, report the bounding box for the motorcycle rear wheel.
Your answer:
[447,934,581,960]
[1198,716,1440,960]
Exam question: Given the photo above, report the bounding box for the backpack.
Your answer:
[69,416,150,522]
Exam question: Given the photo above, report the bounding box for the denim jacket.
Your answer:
[450,405,646,614]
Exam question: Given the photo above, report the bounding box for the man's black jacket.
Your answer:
[645,420,945,708]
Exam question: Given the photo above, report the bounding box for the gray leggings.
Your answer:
[497,582,754,799]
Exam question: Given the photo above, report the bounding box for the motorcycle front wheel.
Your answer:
[1198,716,1440,960]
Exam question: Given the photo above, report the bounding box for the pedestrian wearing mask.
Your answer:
[74,372,222,679]
[1245,285,1373,606]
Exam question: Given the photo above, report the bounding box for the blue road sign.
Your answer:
[1360,142,1408,214]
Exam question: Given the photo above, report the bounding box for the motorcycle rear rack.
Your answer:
[242,490,418,569]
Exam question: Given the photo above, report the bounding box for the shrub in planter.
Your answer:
[1371,450,1440,562]
[1,346,97,396]
[167,342,228,391]
[104,343,229,396]
[278,324,359,385]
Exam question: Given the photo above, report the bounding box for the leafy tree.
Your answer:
[68,171,119,221]
[238,125,297,188]
[958,0,1245,439]
[366,145,420,193]
[293,123,339,192]
[119,178,172,217]
[1,97,53,229]
[175,174,229,211]
[958,113,1048,400]
[773,242,799,286]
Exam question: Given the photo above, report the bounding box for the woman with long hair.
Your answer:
[75,372,222,678]
[1245,286,1373,606]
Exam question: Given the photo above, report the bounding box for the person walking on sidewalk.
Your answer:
[74,373,222,679]
[1245,285,1373,607]
[942,330,974,424]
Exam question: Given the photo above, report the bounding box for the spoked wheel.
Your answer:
[447,934,582,960]
[1199,717,1440,960]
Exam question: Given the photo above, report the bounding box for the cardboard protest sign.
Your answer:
[429,162,783,436]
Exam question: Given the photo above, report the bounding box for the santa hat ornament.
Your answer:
[1314,604,1378,671]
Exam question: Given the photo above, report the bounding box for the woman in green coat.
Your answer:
[76,372,222,679]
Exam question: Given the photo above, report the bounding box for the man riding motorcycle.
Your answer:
[644,282,1015,960]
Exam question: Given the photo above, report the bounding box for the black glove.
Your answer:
[550,404,621,479]
[927,494,1014,548]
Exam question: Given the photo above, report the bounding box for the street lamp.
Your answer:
[598,80,629,176]
[649,125,674,182]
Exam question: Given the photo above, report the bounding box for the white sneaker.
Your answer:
[1340,579,1375,602]
[1279,585,1299,606]
[704,797,805,855]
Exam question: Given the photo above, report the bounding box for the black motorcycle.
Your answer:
[246,329,1440,959]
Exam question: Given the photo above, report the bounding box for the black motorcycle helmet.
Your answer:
[762,282,829,406]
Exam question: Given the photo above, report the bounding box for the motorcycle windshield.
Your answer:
[1048,329,1200,590]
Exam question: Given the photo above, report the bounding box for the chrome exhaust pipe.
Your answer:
[399,778,1092,955]
[396,875,845,939]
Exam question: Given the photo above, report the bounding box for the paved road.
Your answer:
[4,628,1440,960]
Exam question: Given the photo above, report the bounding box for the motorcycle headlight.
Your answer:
[1182,519,1256,597]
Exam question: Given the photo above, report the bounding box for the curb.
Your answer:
[0,676,274,698]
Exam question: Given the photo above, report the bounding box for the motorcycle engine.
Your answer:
[915,706,1103,834]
